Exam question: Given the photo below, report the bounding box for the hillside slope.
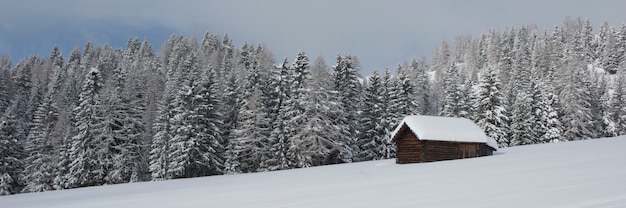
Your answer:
[2,136,626,207]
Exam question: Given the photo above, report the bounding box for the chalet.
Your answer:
[391,115,498,164]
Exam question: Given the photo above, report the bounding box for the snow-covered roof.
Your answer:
[392,115,498,150]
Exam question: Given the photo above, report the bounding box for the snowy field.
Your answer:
[2,136,626,208]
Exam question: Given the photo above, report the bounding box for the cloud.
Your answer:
[2,0,626,72]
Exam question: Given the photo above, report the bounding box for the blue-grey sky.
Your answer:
[1,0,626,73]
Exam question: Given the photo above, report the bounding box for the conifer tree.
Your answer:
[167,54,224,178]
[474,67,509,147]
[265,58,291,171]
[440,64,463,117]
[285,51,312,168]
[391,66,419,118]
[331,54,361,162]
[296,57,348,166]
[230,82,271,172]
[509,92,534,146]
[149,87,176,180]
[0,110,24,195]
[22,94,59,192]
[357,71,387,161]
[67,68,106,188]
[559,68,593,141]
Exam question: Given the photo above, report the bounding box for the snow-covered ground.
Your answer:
[2,136,626,208]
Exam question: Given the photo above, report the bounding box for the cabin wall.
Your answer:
[479,144,494,156]
[395,128,423,164]
[421,141,480,162]
[394,125,494,164]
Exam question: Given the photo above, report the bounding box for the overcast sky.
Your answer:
[1,0,626,73]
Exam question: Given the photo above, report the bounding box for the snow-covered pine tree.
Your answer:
[528,77,562,144]
[229,46,272,173]
[285,51,313,168]
[331,53,361,163]
[509,91,534,146]
[440,63,462,117]
[162,52,223,178]
[148,86,176,180]
[0,110,24,195]
[265,58,292,171]
[105,65,146,184]
[408,58,431,115]
[356,70,385,162]
[297,56,349,166]
[67,68,106,188]
[230,81,271,173]
[10,57,37,146]
[599,23,620,74]
[509,26,532,98]
[22,93,59,192]
[53,50,81,188]
[613,73,626,135]
[199,32,221,69]
[379,69,396,159]
[474,66,509,147]
[0,56,11,115]
[391,66,419,119]
[559,68,593,141]
[221,70,243,174]
[598,76,617,137]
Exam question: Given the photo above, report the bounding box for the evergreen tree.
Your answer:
[265,58,291,171]
[229,49,271,172]
[406,58,431,115]
[529,78,562,143]
[357,71,386,161]
[0,110,24,195]
[22,94,59,192]
[509,92,534,146]
[440,64,463,117]
[331,54,361,163]
[379,69,396,159]
[297,57,349,166]
[67,68,106,188]
[167,54,224,178]
[230,82,271,173]
[105,65,146,183]
[613,73,626,135]
[148,87,176,180]
[559,69,593,141]
[285,51,312,168]
[474,67,509,147]
[391,66,419,118]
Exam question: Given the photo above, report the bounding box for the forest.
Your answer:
[1,17,625,195]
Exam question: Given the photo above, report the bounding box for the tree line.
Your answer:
[1,17,625,195]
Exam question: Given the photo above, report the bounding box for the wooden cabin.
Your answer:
[391,115,498,164]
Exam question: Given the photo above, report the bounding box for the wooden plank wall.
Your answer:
[479,144,494,156]
[395,128,423,164]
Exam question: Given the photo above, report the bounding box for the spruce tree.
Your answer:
[509,92,534,146]
[0,111,24,195]
[474,67,509,147]
[285,51,312,168]
[22,94,59,192]
[357,71,386,161]
[297,57,349,166]
[331,54,361,163]
[559,69,593,141]
[167,54,224,178]
[67,68,106,188]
